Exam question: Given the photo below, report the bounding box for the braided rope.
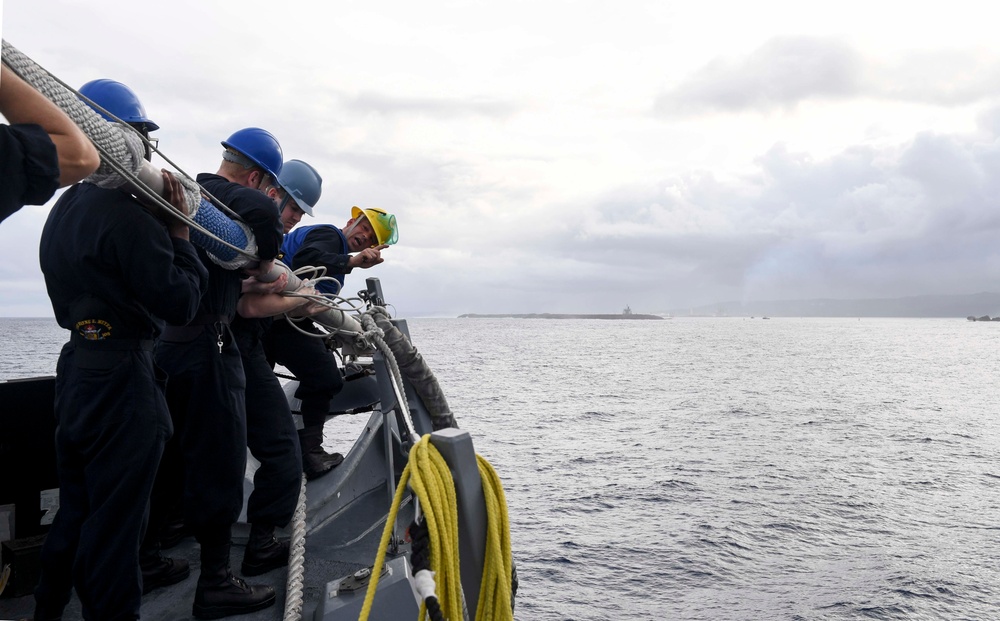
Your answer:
[366,306,457,430]
[359,312,420,444]
[474,456,513,621]
[282,474,308,621]
[190,198,257,269]
[408,519,446,621]
[359,436,464,621]
[2,39,260,269]
[2,40,143,184]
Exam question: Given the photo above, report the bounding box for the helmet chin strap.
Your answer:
[342,218,361,244]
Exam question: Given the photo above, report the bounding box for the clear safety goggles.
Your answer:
[368,210,399,246]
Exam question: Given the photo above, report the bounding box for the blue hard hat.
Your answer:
[221,127,283,179]
[276,159,322,216]
[78,79,159,131]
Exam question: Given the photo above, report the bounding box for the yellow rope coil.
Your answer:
[475,455,513,621]
[358,434,513,621]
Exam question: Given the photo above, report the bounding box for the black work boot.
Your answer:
[241,523,290,577]
[141,548,190,595]
[193,542,275,619]
[297,426,343,480]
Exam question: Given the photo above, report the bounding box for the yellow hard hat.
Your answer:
[351,206,398,246]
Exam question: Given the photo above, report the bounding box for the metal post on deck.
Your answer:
[429,428,488,618]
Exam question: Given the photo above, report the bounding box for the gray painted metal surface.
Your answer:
[312,556,420,620]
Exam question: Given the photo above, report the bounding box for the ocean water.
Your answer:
[3,316,999,620]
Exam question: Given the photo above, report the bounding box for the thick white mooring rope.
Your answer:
[283,474,308,621]
[1,40,263,270]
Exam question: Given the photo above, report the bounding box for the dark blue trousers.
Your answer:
[34,343,170,621]
[154,326,247,533]
[236,326,302,527]
[265,319,343,428]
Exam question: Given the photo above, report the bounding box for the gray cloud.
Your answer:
[655,37,863,115]
[656,37,1000,116]
[508,115,1000,313]
[8,4,1000,319]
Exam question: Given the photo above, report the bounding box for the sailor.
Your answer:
[225,158,328,577]
[33,79,208,621]
[150,127,285,618]
[269,159,319,235]
[0,64,99,223]
[266,205,398,478]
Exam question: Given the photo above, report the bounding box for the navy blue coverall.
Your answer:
[0,123,59,223]
[266,225,351,429]
[231,311,301,528]
[34,183,207,620]
[151,173,283,552]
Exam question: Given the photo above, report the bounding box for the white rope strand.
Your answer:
[282,474,308,621]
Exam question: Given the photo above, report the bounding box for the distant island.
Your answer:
[459,306,662,320]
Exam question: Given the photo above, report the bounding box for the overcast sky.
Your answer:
[4,1,1000,317]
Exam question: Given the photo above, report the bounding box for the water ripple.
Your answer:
[9,317,1000,620]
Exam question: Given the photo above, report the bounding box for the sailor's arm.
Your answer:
[0,64,99,186]
[237,272,319,319]
[294,227,353,274]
